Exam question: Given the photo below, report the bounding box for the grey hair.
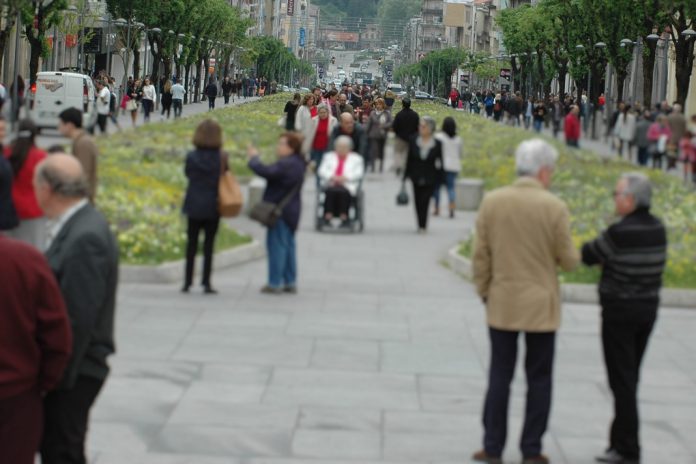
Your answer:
[334,135,354,151]
[36,161,89,198]
[316,103,329,113]
[621,172,652,208]
[421,116,436,133]
[515,138,559,177]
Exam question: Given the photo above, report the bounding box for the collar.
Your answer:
[45,199,88,251]
[513,177,545,189]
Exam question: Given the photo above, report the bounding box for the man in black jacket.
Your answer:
[582,172,667,464]
[391,97,420,175]
[329,113,368,163]
[33,154,119,464]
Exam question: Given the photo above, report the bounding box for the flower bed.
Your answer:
[93,95,290,264]
[413,102,696,289]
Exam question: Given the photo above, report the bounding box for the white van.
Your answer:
[30,72,98,131]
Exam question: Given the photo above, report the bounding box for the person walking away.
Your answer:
[317,136,365,228]
[617,106,637,160]
[533,101,546,133]
[564,105,581,147]
[392,97,420,176]
[141,78,156,122]
[160,80,173,120]
[449,87,460,109]
[3,120,47,247]
[581,173,667,464]
[171,78,186,119]
[678,130,696,184]
[493,93,503,122]
[205,79,218,111]
[222,76,233,105]
[633,111,653,167]
[608,102,625,148]
[0,234,72,464]
[524,97,534,129]
[484,92,495,119]
[365,97,393,173]
[235,78,243,100]
[181,120,227,294]
[94,79,110,134]
[248,133,306,294]
[647,115,671,170]
[58,108,99,203]
[549,96,564,138]
[303,104,337,174]
[471,139,579,464]
[0,116,18,232]
[666,103,686,170]
[35,155,118,464]
[403,116,444,233]
[284,93,301,132]
[433,117,462,218]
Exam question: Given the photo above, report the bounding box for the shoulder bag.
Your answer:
[396,179,409,206]
[218,152,244,217]
[249,182,302,227]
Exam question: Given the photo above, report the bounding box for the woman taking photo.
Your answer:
[283,93,301,131]
[3,119,47,246]
[433,117,462,218]
[295,94,315,144]
[141,78,156,122]
[403,116,444,233]
[181,119,226,294]
[248,133,306,294]
[365,97,392,173]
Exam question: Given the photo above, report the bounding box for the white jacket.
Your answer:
[301,115,338,155]
[318,151,364,196]
[436,133,463,173]
[295,105,313,132]
[615,112,637,142]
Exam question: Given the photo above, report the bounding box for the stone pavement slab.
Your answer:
[88,171,696,464]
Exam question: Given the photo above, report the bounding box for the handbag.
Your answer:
[249,182,302,227]
[396,180,409,206]
[218,153,244,217]
[126,99,138,111]
[277,115,287,127]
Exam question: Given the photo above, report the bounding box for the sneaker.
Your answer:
[522,454,550,464]
[284,286,298,294]
[472,450,503,464]
[595,449,639,464]
[260,285,283,295]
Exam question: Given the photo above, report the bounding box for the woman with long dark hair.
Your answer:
[433,117,463,218]
[3,119,47,246]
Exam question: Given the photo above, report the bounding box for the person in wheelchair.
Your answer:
[317,135,365,229]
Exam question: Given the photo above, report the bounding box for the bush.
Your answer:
[412,102,696,289]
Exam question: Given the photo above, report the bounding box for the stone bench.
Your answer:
[245,177,266,214]
[455,178,485,211]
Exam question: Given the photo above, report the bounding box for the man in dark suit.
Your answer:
[33,154,119,464]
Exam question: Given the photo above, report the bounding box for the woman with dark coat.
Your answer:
[182,119,226,294]
[205,79,218,111]
[248,132,306,294]
[0,116,18,232]
[403,116,444,233]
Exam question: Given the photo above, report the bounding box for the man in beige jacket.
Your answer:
[472,139,579,464]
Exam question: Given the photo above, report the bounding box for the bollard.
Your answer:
[455,178,485,211]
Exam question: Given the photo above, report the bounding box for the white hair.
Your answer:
[334,135,354,151]
[621,172,652,208]
[515,138,559,177]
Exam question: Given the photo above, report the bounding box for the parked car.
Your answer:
[29,71,98,131]
[414,91,434,100]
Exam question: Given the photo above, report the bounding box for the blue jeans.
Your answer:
[533,119,543,133]
[433,171,457,208]
[266,219,297,289]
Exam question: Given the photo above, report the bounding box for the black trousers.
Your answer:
[324,186,352,218]
[602,312,656,460]
[0,388,42,464]
[224,94,230,104]
[185,217,220,287]
[412,183,434,229]
[173,99,183,118]
[483,327,555,458]
[41,376,105,464]
[96,114,108,133]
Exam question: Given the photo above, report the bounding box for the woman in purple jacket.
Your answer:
[248,133,306,294]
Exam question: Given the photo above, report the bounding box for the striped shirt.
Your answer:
[582,208,667,314]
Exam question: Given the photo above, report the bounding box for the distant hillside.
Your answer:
[312,0,380,20]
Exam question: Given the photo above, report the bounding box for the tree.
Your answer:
[0,0,26,72]
[666,1,696,106]
[22,0,67,84]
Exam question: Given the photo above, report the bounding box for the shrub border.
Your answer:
[446,245,696,310]
[120,240,265,284]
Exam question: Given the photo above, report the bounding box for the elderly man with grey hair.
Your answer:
[582,173,667,464]
[33,154,119,463]
[472,138,579,464]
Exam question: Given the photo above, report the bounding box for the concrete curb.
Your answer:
[446,246,696,309]
[120,240,265,285]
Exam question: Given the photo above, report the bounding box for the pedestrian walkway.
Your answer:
[87,169,696,463]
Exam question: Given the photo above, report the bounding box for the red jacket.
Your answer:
[3,145,46,219]
[564,113,581,141]
[0,236,72,399]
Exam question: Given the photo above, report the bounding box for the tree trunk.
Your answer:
[163,56,172,81]
[132,45,141,80]
[674,37,695,107]
[184,63,191,104]
[616,68,627,104]
[194,57,203,103]
[0,25,14,71]
[536,53,545,99]
[642,43,656,108]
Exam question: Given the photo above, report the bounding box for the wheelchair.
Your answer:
[314,179,365,233]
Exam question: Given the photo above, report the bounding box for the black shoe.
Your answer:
[284,286,298,294]
[339,220,351,229]
[181,285,190,293]
[595,449,639,464]
[203,286,218,295]
[260,285,283,295]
